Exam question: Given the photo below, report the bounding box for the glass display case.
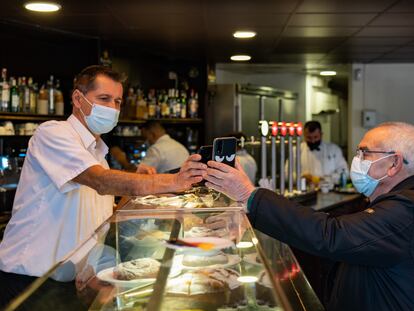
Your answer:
[7,206,323,311]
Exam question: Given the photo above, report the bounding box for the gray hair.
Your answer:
[373,122,414,172]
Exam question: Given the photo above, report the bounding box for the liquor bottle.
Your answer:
[125,87,136,119]
[48,75,55,115]
[37,84,48,115]
[168,89,175,118]
[1,69,10,112]
[21,77,30,113]
[155,90,161,118]
[174,89,181,118]
[160,90,169,118]
[147,89,157,119]
[10,78,20,113]
[28,78,37,114]
[188,89,198,118]
[55,79,64,116]
[17,77,23,112]
[136,89,148,119]
[180,90,187,119]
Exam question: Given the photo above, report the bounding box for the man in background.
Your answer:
[139,121,189,173]
[300,120,348,184]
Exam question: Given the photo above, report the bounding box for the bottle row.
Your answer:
[122,87,199,120]
[0,68,64,115]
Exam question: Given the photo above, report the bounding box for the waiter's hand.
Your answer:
[204,159,255,203]
[136,163,157,175]
[173,154,207,192]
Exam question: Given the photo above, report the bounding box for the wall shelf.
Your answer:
[118,118,203,125]
[0,112,68,122]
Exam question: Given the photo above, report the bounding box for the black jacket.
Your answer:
[248,176,414,311]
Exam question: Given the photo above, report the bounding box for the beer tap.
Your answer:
[259,120,269,181]
[270,121,278,191]
[287,122,295,194]
[295,122,303,192]
[279,122,287,195]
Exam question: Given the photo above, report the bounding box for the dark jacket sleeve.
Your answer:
[248,189,413,267]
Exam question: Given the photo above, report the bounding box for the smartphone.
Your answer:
[212,137,237,167]
[198,145,213,164]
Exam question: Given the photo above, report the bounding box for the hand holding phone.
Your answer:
[198,145,213,165]
[212,137,237,167]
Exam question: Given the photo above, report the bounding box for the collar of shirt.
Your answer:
[67,114,108,158]
[155,134,171,144]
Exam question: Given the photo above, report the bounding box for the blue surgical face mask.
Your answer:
[79,93,119,135]
[350,154,393,197]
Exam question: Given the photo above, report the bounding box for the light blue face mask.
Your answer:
[350,154,393,197]
[79,93,120,135]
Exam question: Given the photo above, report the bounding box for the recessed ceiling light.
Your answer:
[233,31,256,39]
[24,2,61,12]
[320,70,337,76]
[230,55,251,61]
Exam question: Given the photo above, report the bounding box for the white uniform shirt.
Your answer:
[237,149,257,184]
[0,115,114,277]
[140,134,189,173]
[299,141,349,182]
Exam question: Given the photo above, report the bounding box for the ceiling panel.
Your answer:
[203,14,289,28]
[297,0,396,13]
[388,0,414,13]
[370,14,414,26]
[2,0,414,63]
[346,37,413,46]
[284,27,358,37]
[356,27,414,37]
[203,0,297,14]
[290,13,374,26]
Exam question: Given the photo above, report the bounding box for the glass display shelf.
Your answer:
[6,208,323,311]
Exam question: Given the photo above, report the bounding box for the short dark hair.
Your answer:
[304,121,322,133]
[141,120,165,131]
[73,65,124,94]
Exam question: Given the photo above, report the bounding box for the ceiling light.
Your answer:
[233,31,256,39]
[24,2,61,12]
[320,71,336,76]
[230,55,251,61]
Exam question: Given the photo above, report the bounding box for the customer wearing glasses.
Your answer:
[204,121,414,311]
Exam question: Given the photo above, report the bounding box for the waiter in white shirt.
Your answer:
[0,65,206,307]
[139,121,190,173]
[299,121,349,184]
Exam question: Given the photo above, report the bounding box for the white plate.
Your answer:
[243,253,263,266]
[176,254,241,270]
[96,260,181,288]
[164,237,235,255]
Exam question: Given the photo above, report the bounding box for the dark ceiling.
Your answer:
[2,0,414,64]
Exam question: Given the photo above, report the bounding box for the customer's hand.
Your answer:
[173,154,207,192]
[136,163,157,175]
[204,159,255,203]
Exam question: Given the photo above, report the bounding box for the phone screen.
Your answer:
[212,137,237,167]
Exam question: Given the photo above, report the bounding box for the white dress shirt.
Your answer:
[237,149,257,184]
[0,115,114,277]
[140,134,189,173]
[299,141,349,182]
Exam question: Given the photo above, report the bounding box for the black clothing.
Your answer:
[248,176,414,311]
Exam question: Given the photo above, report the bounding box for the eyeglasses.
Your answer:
[355,148,409,164]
